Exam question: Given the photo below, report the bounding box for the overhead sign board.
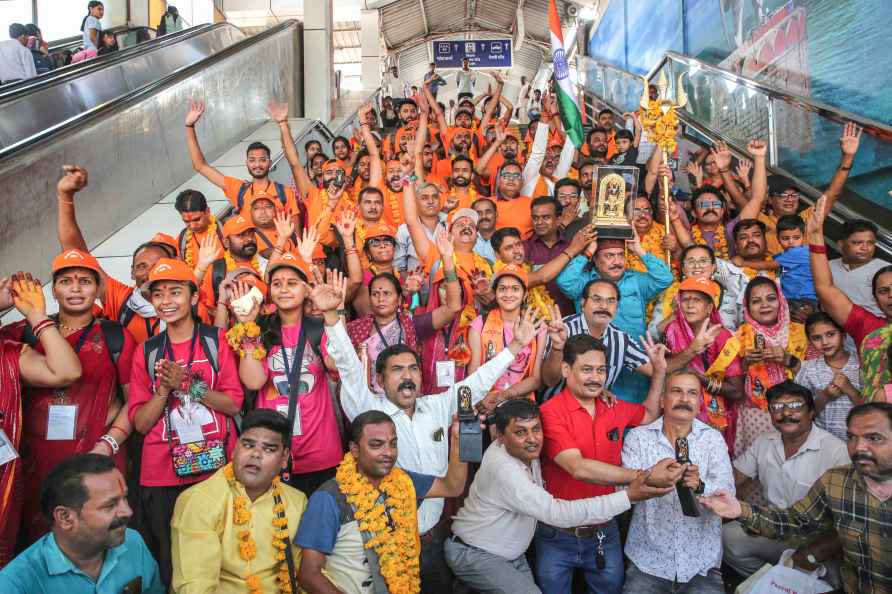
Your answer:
[432,39,513,69]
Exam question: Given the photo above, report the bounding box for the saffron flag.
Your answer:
[548,0,584,148]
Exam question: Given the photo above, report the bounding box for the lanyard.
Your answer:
[162,326,199,375]
[71,319,96,354]
[373,317,402,348]
[281,325,305,391]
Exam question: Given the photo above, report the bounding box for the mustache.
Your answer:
[778,416,800,424]
[398,380,416,391]
[109,517,128,530]
[584,382,602,389]
[592,310,611,317]
[746,242,760,249]
[673,403,694,411]
[852,452,876,464]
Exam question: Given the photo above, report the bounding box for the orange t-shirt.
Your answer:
[252,227,296,255]
[223,176,299,218]
[304,186,357,249]
[494,195,534,237]
[420,245,492,304]
[373,183,405,228]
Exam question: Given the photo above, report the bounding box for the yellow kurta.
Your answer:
[171,466,308,594]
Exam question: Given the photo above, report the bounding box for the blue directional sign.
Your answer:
[432,39,513,69]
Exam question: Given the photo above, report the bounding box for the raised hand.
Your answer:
[325,267,349,308]
[490,71,504,86]
[840,122,862,157]
[441,194,459,214]
[627,225,646,258]
[495,123,508,144]
[433,228,454,259]
[641,332,668,373]
[58,165,88,195]
[403,267,424,294]
[266,101,289,124]
[334,209,357,239]
[691,322,723,355]
[545,304,568,350]
[806,194,828,237]
[0,277,12,310]
[185,99,205,126]
[735,158,753,184]
[229,280,262,323]
[309,274,343,313]
[196,232,222,271]
[510,307,543,349]
[684,161,703,187]
[697,490,743,519]
[295,226,319,264]
[470,268,490,295]
[711,140,733,169]
[568,224,595,256]
[746,139,767,158]
[11,272,47,323]
[273,211,296,243]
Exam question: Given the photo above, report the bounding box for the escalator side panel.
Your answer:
[0,26,297,283]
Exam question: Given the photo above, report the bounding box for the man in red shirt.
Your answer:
[537,334,683,593]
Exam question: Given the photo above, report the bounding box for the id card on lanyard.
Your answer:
[164,330,203,443]
[47,320,95,441]
[280,334,306,437]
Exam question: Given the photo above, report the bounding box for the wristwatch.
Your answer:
[806,553,818,565]
[694,480,705,495]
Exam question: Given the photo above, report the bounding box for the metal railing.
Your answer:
[578,53,892,260]
[330,86,384,145]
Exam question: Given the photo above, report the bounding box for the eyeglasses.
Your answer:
[684,258,712,268]
[557,192,579,200]
[768,400,807,413]
[697,200,723,209]
[367,237,395,247]
[500,172,522,180]
[775,191,799,200]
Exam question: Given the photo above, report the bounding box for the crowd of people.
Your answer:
[0,62,889,594]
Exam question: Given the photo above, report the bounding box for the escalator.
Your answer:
[577,53,892,261]
[0,19,304,283]
[0,22,247,153]
[42,24,158,66]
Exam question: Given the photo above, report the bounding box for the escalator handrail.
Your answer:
[330,87,384,140]
[582,52,892,137]
[46,25,130,52]
[577,54,892,259]
[0,23,226,101]
[0,20,299,162]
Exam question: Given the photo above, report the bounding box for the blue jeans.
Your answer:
[533,519,624,594]
[621,563,725,594]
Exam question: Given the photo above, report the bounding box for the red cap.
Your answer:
[52,249,102,275]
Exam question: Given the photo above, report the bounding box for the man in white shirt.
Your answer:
[446,399,672,594]
[455,58,476,100]
[394,182,447,274]
[0,23,37,83]
[321,286,541,592]
[724,380,850,579]
[829,219,890,317]
[622,369,734,593]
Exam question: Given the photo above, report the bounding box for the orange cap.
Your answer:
[222,215,255,238]
[52,249,102,275]
[146,258,198,287]
[265,252,310,283]
[492,263,528,288]
[678,277,721,305]
[145,232,178,257]
[363,223,397,242]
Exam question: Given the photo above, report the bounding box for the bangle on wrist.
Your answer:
[839,165,852,171]
[808,243,827,254]
[185,124,195,128]
[98,434,120,455]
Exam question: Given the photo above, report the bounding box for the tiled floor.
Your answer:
[1,117,313,324]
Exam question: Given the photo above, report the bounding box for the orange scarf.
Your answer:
[480,309,537,396]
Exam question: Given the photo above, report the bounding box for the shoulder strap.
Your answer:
[280,323,308,482]
[20,322,37,347]
[274,182,288,207]
[197,323,220,373]
[211,259,227,305]
[118,303,137,329]
[177,228,188,257]
[303,316,324,359]
[236,181,251,212]
[98,319,125,364]
[143,331,167,385]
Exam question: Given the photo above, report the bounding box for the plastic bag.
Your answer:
[736,549,833,594]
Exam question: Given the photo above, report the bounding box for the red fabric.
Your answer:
[10,321,137,543]
[844,304,886,351]
[540,387,645,499]
[0,339,23,568]
[346,313,419,353]
[128,327,243,487]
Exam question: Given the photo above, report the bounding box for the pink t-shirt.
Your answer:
[471,315,544,392]
[256,324,343,473]
[128,328,243,487]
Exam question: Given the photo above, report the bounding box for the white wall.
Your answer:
[0,0,33,38]
[35,0,128,42]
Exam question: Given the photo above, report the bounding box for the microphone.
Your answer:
[675,437,700,517]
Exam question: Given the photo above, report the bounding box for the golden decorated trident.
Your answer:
[638,70,687,267]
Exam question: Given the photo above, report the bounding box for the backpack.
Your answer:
[256,314,324,360]
[177,224,225,261]
[22,317,125,364]
[118,300,161,340]
[236,181,289,213]
[144,323,220,384]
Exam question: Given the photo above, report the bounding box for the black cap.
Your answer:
[767,174,798,196]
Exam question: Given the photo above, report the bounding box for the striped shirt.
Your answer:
[741,466,892,594]
[542,313,648,400]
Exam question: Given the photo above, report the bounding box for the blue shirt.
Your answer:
[775,245,816,301]
[0,529,163,594]
[556,253,674,339]
[82,16,102,51]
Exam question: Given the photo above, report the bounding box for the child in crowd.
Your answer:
[774,215,817,321]
[610,126,640,167]
[795,312,861,441]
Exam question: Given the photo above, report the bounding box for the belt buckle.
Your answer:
[573,526,592,538]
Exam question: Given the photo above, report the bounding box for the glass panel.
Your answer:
[0,0,33,40]
[37,0,127,43]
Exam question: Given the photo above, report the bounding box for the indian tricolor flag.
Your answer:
[548,0,584,148]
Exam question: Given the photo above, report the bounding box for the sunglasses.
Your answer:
[500,172,522,180]
[768,400,807,413]
[697,200,723,210]
[633,208,652,215]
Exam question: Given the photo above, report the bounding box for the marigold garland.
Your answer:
[692,224,729,259]
[224,463,293,594]
[227,321,266,360]
[184,215,218,268]
[639,100,679,153]
[336,452,421,594]
[225,250,262,274]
